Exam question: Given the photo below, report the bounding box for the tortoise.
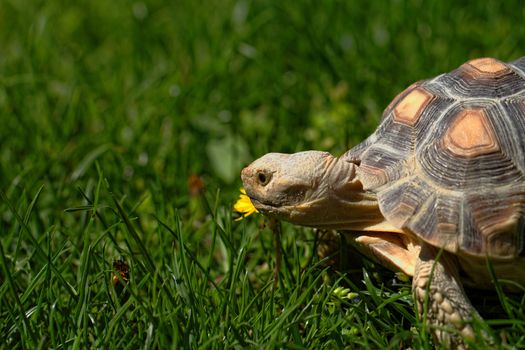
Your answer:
[241,57,525,348]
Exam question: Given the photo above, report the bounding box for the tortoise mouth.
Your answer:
[249,197,286,215]
[249,195,315,221]
[249,197,273,210]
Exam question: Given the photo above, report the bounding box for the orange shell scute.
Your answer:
[466,57,509,75]
[443,108,500,157]
[393,88,433,126]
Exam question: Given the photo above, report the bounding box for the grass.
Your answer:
[1,0,525,348]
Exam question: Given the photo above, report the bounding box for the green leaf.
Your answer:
[206,132,251,183]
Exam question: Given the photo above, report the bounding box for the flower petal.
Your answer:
[233,188,258,220]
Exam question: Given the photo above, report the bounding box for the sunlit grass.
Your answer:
[1,0,525,348]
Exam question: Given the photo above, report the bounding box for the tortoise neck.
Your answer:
[299,157,401,233]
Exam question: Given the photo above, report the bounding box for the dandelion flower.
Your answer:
[234,188,258,221]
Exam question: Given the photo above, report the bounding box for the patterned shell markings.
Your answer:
[345,57,525,258]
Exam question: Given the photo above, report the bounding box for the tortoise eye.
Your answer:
[257,172,271,186]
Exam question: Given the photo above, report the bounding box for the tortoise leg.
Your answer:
[413,244,480,348]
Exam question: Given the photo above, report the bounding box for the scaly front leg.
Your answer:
[413,244,480,349]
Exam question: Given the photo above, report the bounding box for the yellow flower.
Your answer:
[234,188,258,221]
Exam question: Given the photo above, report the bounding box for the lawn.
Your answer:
[1,0,525,348]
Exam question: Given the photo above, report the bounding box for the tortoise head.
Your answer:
[241,151,386,230]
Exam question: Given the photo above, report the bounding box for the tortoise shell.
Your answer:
[344,57,525,259]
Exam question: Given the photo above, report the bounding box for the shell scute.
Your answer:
[509,56,525,77]
[466,191,525,257]
[465,57,510,75]
[443,108,499,157]
[378,177,431,228]
[393,87,434,126]
[436,57,525,99]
